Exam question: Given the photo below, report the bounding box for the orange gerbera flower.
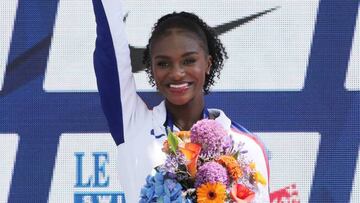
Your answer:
[196,182,226,203]
[217,155,242,181]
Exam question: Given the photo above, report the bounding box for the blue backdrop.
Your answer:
[0,0,359,202]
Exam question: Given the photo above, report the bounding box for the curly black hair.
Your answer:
[142,11,228,94]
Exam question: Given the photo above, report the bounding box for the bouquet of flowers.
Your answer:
[139,119,266,203]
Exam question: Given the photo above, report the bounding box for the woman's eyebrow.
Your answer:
[154,52,198,60]
[154,55,170,60]
[181,52,198,57]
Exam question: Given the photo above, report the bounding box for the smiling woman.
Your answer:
[92,0,270,202]
[151,29,212,129]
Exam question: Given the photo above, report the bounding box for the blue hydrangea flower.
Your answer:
[139,175,157,203]
[161,179,183,203]
[140,172,183,203]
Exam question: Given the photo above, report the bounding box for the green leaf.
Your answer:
[167,129,179,154]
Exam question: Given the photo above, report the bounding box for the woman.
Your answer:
[92,0,270,202]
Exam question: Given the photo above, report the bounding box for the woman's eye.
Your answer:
[157,61,169,68]
[183,58,196,65]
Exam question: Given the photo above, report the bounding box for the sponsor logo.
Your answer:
[74,151,125,203]
[48,134,123,203]
[270,184,300,203]
[129,7,280,73]
[74,193,124,203]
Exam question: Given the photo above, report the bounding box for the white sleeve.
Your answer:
[92,0,149,145]
[92,0,155,201]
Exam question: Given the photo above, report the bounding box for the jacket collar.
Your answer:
[151,101,232,138]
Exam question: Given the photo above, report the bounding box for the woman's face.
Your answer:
[151,28,211,106]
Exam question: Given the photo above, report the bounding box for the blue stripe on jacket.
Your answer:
[92,0,124,145]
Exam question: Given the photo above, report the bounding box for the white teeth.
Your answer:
[169,83,188,88]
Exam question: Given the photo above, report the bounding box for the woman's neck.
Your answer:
[165,98,205,131]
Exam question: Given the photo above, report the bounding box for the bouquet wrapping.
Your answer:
[140,119,266,203]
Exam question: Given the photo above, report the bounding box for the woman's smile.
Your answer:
[168,82,191,93]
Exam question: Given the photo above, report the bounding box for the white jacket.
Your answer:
[92,0,270,202]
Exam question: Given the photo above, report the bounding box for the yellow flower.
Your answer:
[249,162,267,186]
[197,182,226,203]
[175,131,191,141]
[217,155,242,181]
[253,171,267,186]
[249,162,256,170]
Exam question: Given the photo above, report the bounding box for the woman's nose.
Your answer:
[169,64,185,79]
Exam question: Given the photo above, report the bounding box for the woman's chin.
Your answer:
[166,96,192,106]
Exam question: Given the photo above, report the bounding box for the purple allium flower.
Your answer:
[222,134,233,154]
[190,119,230,157]
[162,152,186,174]
[195,161,229,187]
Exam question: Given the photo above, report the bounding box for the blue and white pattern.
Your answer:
[0,0,358,202]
